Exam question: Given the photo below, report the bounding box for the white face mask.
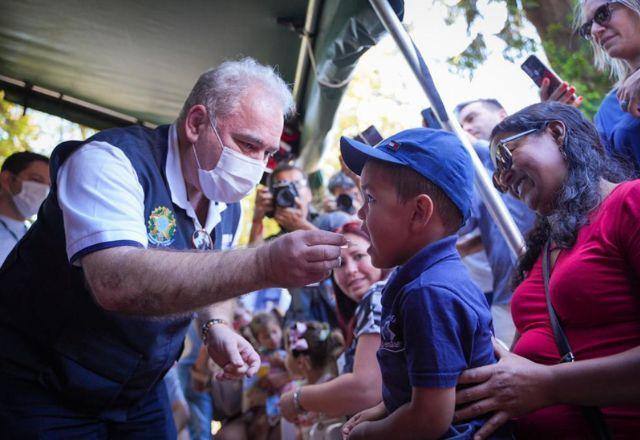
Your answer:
[192,120,266,203]
[12,180,50,218]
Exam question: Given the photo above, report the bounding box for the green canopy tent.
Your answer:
[0,0,402,171]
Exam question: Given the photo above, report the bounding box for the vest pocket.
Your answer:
[40,326,143,413]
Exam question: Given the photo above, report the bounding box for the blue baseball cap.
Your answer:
[340,128,474,222]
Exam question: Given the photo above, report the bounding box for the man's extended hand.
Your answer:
[261,229,345,288]
[205,323,260,380]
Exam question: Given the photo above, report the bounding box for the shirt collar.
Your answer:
[384,235,459,298]
[0,214,27,235]
[166,123,226,233]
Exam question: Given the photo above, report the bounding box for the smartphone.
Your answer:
[354,125,383,146]
[521,55,562,95]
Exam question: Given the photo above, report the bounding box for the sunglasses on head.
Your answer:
[192,229,213,251]
[579,1,623,40]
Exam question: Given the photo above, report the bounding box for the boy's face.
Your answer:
[357,161,413,269]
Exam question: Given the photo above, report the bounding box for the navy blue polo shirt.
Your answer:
[377,235,496,436]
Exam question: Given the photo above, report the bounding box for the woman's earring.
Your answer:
[559,145,568,160]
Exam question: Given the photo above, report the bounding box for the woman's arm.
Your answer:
[280,333,382,420]
[349,386,455,440]
[454,340,640,440]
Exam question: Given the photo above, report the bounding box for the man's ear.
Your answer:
[411,194,434,231]
[183,105,209,145]
[0,171,13,194]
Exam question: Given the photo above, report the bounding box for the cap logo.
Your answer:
[389,141,400,152]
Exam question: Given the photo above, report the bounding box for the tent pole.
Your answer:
[368,0,526,258]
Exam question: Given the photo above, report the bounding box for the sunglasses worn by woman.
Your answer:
[579,1,625,39]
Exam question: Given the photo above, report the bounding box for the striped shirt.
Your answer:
[339,280,385,374]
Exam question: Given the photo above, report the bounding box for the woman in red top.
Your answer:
[454,102,640,439]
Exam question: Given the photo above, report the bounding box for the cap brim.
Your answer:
[340,136,405,176]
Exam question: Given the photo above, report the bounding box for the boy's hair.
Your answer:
[288,321,344,370]
[370,159,463,233]
[249,312,281,341]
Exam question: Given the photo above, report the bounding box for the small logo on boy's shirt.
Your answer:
[380,315,404,352]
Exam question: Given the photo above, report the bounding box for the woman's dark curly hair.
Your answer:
[490,102,628,286]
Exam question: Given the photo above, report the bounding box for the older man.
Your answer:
[0,58,343,437]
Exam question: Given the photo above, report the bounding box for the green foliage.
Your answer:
[0,90,39,164]
[438,0,611,119]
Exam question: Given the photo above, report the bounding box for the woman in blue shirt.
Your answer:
[543,0,640,173]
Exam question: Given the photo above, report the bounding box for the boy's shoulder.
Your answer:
[394,257,487,319]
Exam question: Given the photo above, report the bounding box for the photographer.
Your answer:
[324,171,362,215]
[249,163,350,327]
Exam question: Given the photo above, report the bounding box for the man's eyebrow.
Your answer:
[232,132,279,152]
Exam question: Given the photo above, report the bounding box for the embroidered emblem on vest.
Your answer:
[147,206,176,246]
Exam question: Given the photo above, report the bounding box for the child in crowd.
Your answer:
[339,128,508,439]
[284,321,345,439]
[241,312,290,440]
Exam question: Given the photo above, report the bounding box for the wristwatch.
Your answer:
[200,318,228,342]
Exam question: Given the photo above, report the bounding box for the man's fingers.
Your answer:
[301,230,346,246]
[304,244,342,263]
[472,411,510,440]
[457,363,496,385]
[240,343,261,376]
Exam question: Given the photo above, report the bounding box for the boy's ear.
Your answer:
[410,194,434,231]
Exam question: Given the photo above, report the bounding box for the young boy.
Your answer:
[339,128,503,439]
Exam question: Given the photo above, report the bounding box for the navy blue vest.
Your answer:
[0,125,241,419]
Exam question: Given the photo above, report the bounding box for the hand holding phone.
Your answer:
[521,55,582,107]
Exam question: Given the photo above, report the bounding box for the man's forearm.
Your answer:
[197,300,235,328]
[84,245,270,316]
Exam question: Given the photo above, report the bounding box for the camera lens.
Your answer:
[276,188,297,208]
[336,194,354,213]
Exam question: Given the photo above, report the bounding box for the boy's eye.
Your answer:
[366,194,375,203]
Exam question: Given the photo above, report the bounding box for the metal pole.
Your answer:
[368,0,526,258]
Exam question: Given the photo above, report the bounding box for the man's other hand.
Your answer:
[205,323,260,380]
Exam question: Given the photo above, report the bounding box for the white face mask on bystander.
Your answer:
[12,180,50,218]
[192,120,265,203]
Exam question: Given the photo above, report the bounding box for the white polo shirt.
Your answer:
[57,124,239,264]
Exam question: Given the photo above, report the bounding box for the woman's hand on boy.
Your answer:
[454,339,554,440]
[341,402,387,440]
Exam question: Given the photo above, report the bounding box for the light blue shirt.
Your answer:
[0,214,27,265]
